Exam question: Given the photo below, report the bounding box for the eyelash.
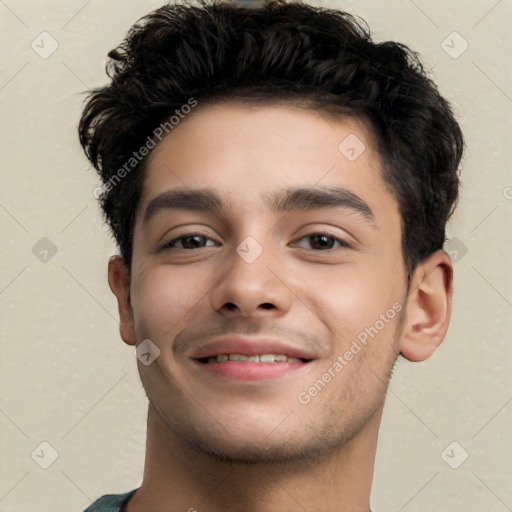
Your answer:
[161,231,351,251]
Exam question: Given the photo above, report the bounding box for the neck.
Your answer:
[127,404,381,512]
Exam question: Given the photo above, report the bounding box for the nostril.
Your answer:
[260,303,275,309]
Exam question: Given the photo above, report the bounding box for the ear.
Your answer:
[108,255,136,346]
[400,250,453,362]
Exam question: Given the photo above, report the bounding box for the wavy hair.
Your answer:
[79,0,464,275]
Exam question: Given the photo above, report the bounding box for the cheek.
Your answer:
[305,260,403,345]
[130,267,200,338]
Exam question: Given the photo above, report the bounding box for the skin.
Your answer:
[108,102,453,512]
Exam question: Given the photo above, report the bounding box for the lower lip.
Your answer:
[192,360,309,380]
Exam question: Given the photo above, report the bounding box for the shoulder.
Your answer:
[82,489,137,512]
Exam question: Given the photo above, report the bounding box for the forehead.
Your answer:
[137,102,396,221]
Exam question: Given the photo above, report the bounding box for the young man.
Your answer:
[78,0,464,510]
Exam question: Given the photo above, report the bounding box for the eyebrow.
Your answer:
[143,185,377,227]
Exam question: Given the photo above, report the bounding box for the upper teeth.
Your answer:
[207,353,301,364]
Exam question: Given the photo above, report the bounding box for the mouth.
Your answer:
[195,353,311,364]
[189,335,316,381]
[192,357,312,381]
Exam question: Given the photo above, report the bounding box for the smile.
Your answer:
[200,353,304,364]
[189,335,315,380]
[192,354,312,381]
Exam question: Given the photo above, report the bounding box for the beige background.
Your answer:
[1,0,511,510]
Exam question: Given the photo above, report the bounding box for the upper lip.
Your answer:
[190,335,316,361]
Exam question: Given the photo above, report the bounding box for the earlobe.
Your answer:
[400,250,453,362]
[108,255,136,346]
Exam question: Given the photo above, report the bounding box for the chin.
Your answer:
[186,434,325,465]
[173,416,345,466]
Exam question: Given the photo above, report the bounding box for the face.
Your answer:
[125,103,409,463]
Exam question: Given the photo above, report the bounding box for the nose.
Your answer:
[210,237,293,319]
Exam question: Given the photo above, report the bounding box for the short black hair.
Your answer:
[78,0,464,276]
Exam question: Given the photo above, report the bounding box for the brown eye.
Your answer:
[162,234,218,250]
[294,232,350,251]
